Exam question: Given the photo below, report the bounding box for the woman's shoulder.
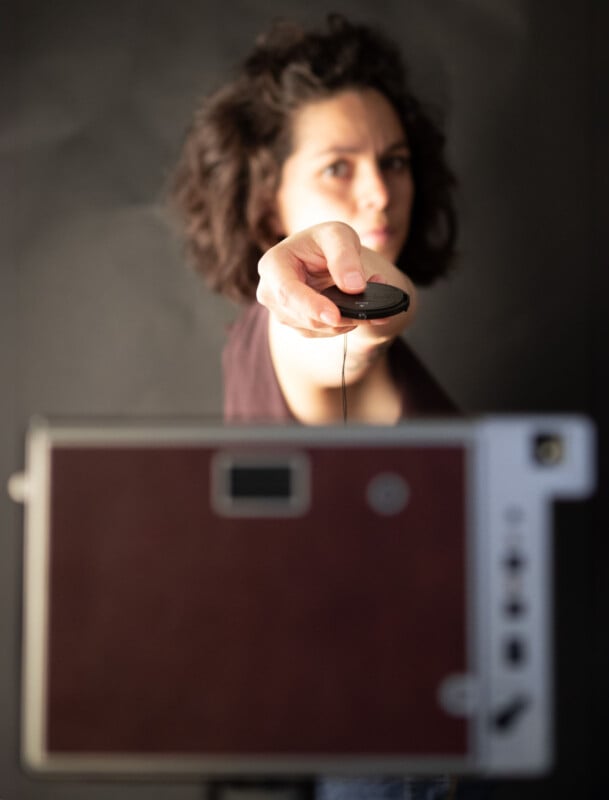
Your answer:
[223,302,294,423]
[224,301,268,354]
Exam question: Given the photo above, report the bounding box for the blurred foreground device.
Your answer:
[8,417,595,778]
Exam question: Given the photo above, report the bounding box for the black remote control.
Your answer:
[321,282,410,320]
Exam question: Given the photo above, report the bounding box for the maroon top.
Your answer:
[223,302,457,422]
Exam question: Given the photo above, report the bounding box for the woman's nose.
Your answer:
[356,163,390,210]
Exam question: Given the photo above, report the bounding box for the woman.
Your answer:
[170,13,458,426]
[170,13,482,800]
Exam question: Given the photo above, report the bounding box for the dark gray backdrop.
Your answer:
[1,1,607,798]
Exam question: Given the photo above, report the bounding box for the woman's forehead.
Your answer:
[288,88,407,154]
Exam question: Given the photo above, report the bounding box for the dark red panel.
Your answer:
[45,443,467,757]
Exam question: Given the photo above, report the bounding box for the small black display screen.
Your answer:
[229,465,292,499]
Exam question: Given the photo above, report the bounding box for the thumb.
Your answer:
[313,222,367,293]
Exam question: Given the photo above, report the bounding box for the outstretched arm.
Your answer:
[256,221,417,423]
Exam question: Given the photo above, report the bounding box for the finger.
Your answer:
[258,243,349,328]
[257,272,343,328]
[310,222,367,294]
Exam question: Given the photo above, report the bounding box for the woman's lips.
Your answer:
[360,227,392,249]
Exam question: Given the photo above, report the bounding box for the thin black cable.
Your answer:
[341,332,348,423]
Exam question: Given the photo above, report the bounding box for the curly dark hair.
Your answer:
[170,14,457,303]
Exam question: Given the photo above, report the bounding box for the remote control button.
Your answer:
[504,637,527,666]
[491,694,530,731]
[504,597,527,617]
[503,550,526,572]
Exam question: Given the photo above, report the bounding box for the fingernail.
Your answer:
[343,271,366,291]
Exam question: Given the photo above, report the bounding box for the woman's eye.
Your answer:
[322,160,351,178]
[381,155,412,173]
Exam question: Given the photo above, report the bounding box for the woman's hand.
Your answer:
[257,221,368,337]
[257,221,416,338]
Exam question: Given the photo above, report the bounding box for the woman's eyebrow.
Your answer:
[313,138,410,158]
[384,139,411,153]
[312,144,361,157]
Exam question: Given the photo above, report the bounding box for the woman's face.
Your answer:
[274,88,414,263]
